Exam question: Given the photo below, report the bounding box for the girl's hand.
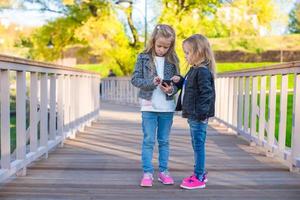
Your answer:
[171,75,181,83]
[159,82,173,94]
[153,76,161,85]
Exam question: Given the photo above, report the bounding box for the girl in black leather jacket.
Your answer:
[172,34,215,190]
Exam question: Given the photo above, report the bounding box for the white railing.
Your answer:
[101,77,139,106]
[215,61,300,171]
[101,62,300,171]
[0,55,100,182]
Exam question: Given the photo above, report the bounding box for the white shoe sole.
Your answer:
[140,184,152,187]
[180,184,206,190]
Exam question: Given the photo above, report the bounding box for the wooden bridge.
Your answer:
[0,55,300,199]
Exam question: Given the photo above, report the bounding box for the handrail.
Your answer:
[215,61,300,171]
[217,61,300,77]
[0,55,100,183]
[0,54,100,75]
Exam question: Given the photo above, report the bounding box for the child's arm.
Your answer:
[171,75,184,90]
[195,68,214,120]
[131,54,157,91]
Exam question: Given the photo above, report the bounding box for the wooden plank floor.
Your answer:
[0,102,300,200]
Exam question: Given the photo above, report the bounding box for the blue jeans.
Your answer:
[188,118,208,179]
[141,111,174,173]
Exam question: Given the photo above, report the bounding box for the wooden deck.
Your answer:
[0,102,300,200]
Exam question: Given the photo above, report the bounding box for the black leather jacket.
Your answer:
[175,65,215,121]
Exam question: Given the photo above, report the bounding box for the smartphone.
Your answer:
[162,79,172,86]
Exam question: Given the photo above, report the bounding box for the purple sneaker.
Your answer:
[183,172,208,183]
[140,173,153,187]
[158,171,174,185]
[180,176,206,190]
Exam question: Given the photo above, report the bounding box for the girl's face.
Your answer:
[183,42,194,65]
[154,37,172,57]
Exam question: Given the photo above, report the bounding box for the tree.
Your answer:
[75,12,138,75]
[19,0,138,75]
[225,0,278,36]
[159,0,224,38]
[288,1,300,33]
[22,1,109,61]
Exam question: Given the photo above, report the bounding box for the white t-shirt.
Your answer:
[140,56,176,112]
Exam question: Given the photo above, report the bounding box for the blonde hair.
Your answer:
[144,24,179,73]
[183,34,216,76]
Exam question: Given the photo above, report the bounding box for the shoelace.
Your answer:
[161,171,170,177]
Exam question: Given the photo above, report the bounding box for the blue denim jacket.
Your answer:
[131,53,179,101]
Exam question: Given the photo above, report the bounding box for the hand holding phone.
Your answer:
[162,79,172,86]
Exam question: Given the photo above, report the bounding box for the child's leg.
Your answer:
[157,112,174,172]
[187,119,208,178]
[141,112,158,174]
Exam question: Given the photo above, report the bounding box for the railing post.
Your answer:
[30,72,38,152]
[16,71,26,162]
[268,75,277,153]
[232,77,238,127]
[40,73,48,158]
[258,76,266,142]
[215,78,220,118]
[237,77,244,131]
[49,74,57,141]
[291,73,300,170]
[228,77,234,126]
[224,77,229,123]
[250,76,258,137]
[278,74,288,151]
[64,75,70,134]
[16,70,26,176]
[244,76,250,133]
[57,75,64,139]
[0,69,11,169]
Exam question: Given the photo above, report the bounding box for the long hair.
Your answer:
[143,24,179,74]
[183,34,216,77]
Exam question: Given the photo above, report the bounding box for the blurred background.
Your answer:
[0,0,299,76]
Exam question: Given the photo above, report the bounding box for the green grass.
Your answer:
[244,93,293,147]
[217,62,294,89]
[216,62,278,73]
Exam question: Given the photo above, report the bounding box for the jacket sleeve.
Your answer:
[174,75,184,90]
[195,69,213,120]
[166,66,182,98]
[131,54,157,91]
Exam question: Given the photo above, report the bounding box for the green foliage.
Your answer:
[216,62,278,72]
[74,12,140,75]
[22,0,110,61]
[24,0,137,75]
[159,0,279,72]
[159,0,224,38]
[288,1,300,33]
[221,0,278,36]
[28,17,82,61]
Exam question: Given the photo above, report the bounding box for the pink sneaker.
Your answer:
[140,173,153,187]
[180,176,206,190]
[158,171,174,185]
[183,172,208,183]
